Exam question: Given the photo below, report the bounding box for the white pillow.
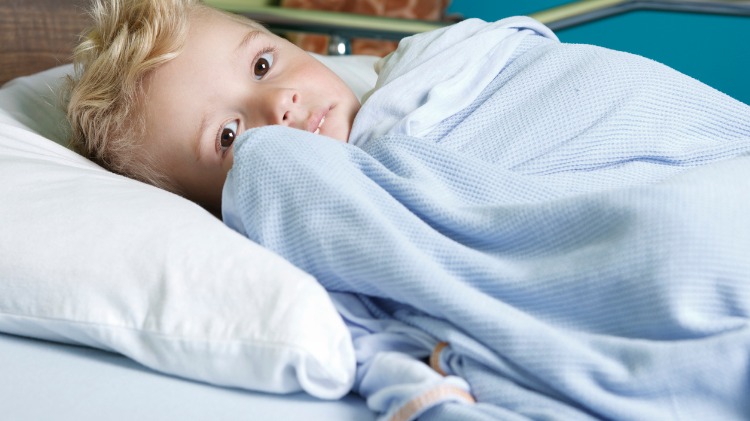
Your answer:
[0,64,73,144]
[312,53,379,101]
[0,65,357,399]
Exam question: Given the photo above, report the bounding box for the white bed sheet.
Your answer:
[0,333,374,420]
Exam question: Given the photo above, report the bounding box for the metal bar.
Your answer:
[203,1,446,40]
[530,0,750,31]
[637,0,750,15]
[530,0,627,26]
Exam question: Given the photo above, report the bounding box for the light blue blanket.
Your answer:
[223,21,750,421]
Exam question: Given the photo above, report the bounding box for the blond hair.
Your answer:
[66,0,267,192]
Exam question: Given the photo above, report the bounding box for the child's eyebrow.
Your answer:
[235,29,263,56]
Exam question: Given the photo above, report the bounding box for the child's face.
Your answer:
[142,8,360,214]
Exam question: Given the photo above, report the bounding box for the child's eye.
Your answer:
[253,52,274,79]
[219,120,238,151]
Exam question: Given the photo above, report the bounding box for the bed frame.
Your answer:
[4,0,748,86]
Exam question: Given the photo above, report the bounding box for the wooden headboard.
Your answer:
[0,0,90,85]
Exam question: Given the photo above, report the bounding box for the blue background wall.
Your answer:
[447,1,750,105]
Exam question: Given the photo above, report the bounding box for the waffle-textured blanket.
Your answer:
[223,18,750,421]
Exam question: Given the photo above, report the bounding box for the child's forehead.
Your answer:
[177,10,258,57]
[196,5,271,35]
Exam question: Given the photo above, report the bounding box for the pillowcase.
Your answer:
[0,64,360,399]
[313,53,379,101]
[0,64,73,144]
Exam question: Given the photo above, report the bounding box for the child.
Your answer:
[68,1,750,420]
[67,0,360,215]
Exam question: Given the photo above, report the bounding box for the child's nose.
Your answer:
[264,88,300,127]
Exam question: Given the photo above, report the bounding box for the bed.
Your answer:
[2,1,750,420]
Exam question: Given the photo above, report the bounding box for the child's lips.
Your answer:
[308,108,329,135]
[314,115,325,135]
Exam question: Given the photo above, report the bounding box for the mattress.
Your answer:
[0,333,374,420]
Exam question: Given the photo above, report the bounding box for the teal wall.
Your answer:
[447,1,750,105]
